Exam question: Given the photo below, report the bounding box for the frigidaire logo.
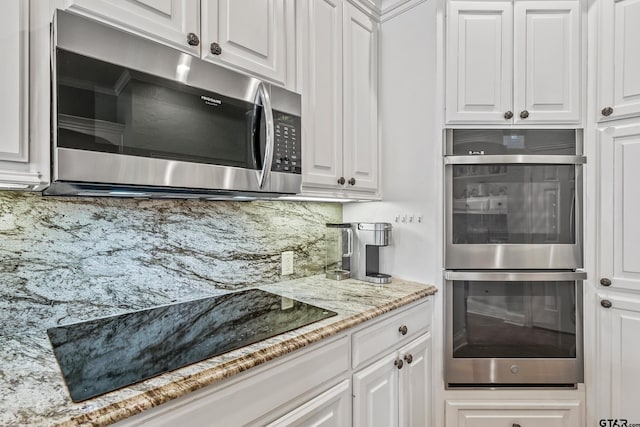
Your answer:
[201,95,222,106]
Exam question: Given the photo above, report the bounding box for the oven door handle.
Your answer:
[444,270,587,281]
[444,155,587,165]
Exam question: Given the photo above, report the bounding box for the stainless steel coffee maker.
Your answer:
[325,223,353,280]
[352,222,392,284]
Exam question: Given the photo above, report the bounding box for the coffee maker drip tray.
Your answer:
[47,289,337,402]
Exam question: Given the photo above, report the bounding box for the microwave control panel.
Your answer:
[272,112,301,174]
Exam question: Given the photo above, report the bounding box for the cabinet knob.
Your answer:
[600,278,612,287]
[601,299,613,309]
[519,110,529,119]
[394,359,404,369]
[348,177,356,186]
[399,325,408,335]
[210,42,223,55]
[602,106,614,117]
[504,111,513,119]
[404,354,413,364]
[187,32,200,46]
[337,177,346,185]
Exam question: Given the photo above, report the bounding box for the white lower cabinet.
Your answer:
[267,379,351,427]
[352,298,433,427]
[115,336,350,426]
[445,400,582,427]
[353,333,431,427]
[114,298,433,427]
[595,293,640,423]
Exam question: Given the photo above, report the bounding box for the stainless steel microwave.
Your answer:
[45,11,301,199]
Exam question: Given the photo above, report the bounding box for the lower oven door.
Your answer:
[445,270,585,387]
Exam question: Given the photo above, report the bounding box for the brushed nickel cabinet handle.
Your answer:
[187,32,200,46]
[404,354,413,364]
[504,111,513,119]
[348,177,356,185]
[210,42,222,55]
[399,325,408,335]
[338,177,346,185]
[602,106,613,117]
[600,278,612,286]
[519,110,529,119]
[394,359,404,369]
[601,299,612,308]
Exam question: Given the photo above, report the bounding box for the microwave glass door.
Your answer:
[55,49,266,169]
[452,164,576,245]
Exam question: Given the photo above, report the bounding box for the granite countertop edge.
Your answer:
[55,285,437,427]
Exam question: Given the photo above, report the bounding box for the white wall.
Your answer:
[343,0,442,285]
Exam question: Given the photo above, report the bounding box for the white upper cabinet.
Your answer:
[598,123,640,292]
[597,0,640,121]
[445,2,513,124]
[0,0,47,189]
[342,1,379,193]
[446,0,581,125]
[201,0,295,88]
[300,0,380,198]
[58,0,296,88]
[62,0,201,54]
[513,2,581,124]
[0,0,29,164]
[300,0,344,189]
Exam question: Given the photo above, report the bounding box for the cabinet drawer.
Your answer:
[352,299,431,369]
[445,400,582,427]
[117,335,349,426]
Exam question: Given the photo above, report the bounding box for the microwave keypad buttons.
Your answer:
[273,121,300,174]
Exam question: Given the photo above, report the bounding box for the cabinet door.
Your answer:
[353,352,399,427]
[445,2,513,124]
[513,1,581,124]
[598,124,640,291]
[399,333,431,427]
[300,0,344,190]
[596,294,640,423]
[597,0,640,121]
[445,400,582,427]
[0,0,28,164]
[342,1,379,193]
[266,379,351,427]
[201,0,294,87]
[63,0,200,54]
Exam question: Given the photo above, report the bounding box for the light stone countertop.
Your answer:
[2,275,437,427]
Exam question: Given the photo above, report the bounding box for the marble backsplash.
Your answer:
[0,192,341,332]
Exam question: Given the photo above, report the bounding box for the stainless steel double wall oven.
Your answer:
[444,129,586,387]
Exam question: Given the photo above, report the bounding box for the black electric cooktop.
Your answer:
[47,289,337,402]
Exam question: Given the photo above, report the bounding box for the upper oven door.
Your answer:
[444,129,586,269]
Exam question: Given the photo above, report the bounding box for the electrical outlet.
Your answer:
[281,251,294,275]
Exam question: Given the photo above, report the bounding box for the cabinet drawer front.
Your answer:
[445,400,582,427]
[118,336,349,426]
[352,299,431,369]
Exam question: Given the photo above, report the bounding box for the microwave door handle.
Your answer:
[255,82,274,190]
